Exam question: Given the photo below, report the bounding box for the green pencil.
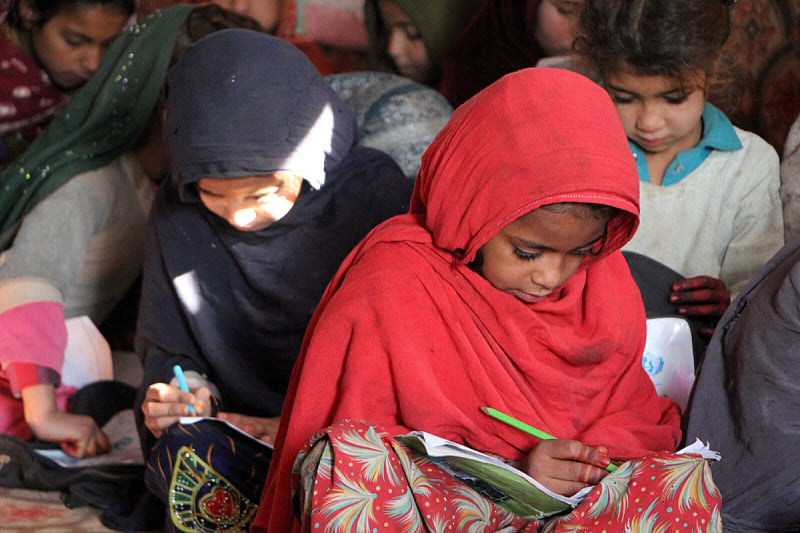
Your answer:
[480,406,618,472]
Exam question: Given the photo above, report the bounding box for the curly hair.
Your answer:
[575,0,736,101]
[169,3,267,66]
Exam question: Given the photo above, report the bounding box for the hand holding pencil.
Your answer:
[481,406,617,497]
[141,366,213,438]
[173,365,195,415]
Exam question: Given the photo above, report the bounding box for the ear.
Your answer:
[17,0,40,30]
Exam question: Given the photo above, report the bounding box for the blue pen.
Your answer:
[173,364,195,414]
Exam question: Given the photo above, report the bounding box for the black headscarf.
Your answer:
[135,30,413,445]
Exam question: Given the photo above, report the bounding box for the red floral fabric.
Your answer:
[294,420,722,533]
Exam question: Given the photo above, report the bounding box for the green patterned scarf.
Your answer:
[0,3,195,247]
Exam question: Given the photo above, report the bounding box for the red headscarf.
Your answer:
[253,68,681,533]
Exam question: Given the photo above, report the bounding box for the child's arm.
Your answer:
[21,383,110,457]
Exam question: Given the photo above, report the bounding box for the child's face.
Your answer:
[212,0,282,33]
[197,174,304,232]
[29,5,128,91]
[477,205,607,304]
[531,0,582,57]
[604,69,706,158]
[377,0,433,84]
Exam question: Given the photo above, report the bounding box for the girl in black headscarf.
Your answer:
[135,29,413,532]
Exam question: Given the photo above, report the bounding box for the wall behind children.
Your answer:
[719,0,800,152]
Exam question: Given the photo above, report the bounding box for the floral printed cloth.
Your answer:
[293,420,722,533]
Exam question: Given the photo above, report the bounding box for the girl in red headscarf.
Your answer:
[254,68,722,532]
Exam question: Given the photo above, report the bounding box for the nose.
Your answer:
[224,198,258,229]
[230,0,249,14]
[529,254,571,292]
[636,101,665,133]
[231,207,257,229]
[386,28,409,61]
[81,46,103,75]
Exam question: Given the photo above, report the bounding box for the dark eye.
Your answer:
[404,28,422,40]
[514,248,542,261]
[571,248,596,258]
[665,94,689,104]
[556,3,579,15]
[582,226,609,256]
[610,93,634,104]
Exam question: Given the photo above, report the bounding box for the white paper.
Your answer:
[179,416,274,449]
[61,315,113,389]
[642,317,696,412]
[679,438,721,461]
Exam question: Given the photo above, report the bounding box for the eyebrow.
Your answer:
[62,29,92,41]
[513,232,606,252]
[198,183,281,197]
[387,21,418,31]
[64,28,117,47]
[605,82,687,98]
[196,185,222,197]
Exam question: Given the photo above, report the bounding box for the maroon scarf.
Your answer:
[0,25,68,143]
[439,0,545,107]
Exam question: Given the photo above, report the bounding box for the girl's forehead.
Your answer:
[610,62,707,86]
[605,67,705,93]
[198,174,294,192]
[503,205,608,249]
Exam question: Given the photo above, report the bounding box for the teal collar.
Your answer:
[631,103,742,186]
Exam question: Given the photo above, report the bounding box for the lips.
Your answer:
[56,72,89,90]
[509,289,550,304]
[637,136,667,149]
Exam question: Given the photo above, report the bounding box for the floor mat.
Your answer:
[0,487,115,532]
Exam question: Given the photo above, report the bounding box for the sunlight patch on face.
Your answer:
[233,209,257,228]
[260,195,294,222]
[174,271,203,315]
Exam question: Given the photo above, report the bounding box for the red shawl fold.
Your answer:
[254,68,681,532]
